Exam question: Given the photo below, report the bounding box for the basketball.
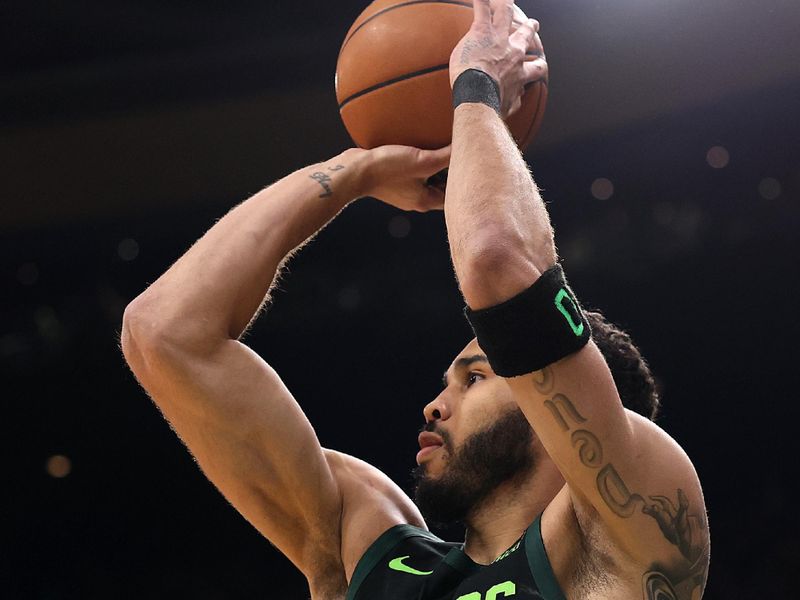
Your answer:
[335,0,547,150]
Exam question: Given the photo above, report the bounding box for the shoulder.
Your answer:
[325,449,427,580]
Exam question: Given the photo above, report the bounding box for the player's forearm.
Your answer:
[445,104,556,310]
[123,150,366,353]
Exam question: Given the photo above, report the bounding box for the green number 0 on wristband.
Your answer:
[554,288,585,337]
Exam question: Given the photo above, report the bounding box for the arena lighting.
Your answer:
[337,286,361,311]
[590,178,614,200]
[706,146,730,169]
[46,455,72,479]
[117,238,139,261]
[758,178,782,200]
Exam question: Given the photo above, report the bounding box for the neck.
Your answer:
[462,460,564,564]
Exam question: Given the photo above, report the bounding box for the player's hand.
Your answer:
[449,0,547,118]
[352,145,451,212]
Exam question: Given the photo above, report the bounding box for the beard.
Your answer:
[412,406,536,528]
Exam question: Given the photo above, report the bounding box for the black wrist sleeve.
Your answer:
[452,68,501,114]
[464,264,591,377]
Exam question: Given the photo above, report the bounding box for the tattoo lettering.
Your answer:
[571,429,604,468]
[596,464,645,518]
[542,393,587,432]
[308,164,346,198]
[533,366,555,394]
[309,172,333,197]
[533,371,710,599]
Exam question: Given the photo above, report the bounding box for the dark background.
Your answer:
[3,1,799,598]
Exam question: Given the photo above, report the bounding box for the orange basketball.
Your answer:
[335,0,547,150]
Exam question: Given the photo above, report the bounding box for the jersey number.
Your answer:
[456,581,516,600]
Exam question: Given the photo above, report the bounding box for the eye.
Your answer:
[467,372,485,387]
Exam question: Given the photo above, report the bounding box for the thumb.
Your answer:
[415,145,452,176]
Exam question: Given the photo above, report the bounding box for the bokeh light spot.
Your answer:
[758,177,782,200]
[118,238,140,261]
[706,146,730,169]
[591,178,614,200]
[337,286,361,311]
[46,455,72,478]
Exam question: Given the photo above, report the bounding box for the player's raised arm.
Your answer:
[444,0,709,596]
[120,144,448,590]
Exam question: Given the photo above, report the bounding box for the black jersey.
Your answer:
[346,515,566,600]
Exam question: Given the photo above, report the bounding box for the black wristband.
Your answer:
[452,68,501,114]
[465,265,591,377]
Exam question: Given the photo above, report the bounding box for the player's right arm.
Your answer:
[120,145,448,588]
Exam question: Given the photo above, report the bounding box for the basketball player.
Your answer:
[121,1,709,598]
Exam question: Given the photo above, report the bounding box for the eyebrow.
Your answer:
[442,354,489,387]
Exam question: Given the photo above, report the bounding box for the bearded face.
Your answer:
[412,406,537,527]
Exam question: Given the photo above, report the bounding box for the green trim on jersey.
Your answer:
[346,524,443,600]
[346,516,567,600]
[525,515,566,600]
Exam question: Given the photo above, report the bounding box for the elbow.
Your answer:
[457,230,555,310]
[121,289,226,363]
[120,294,198,378]
[120,296,166,377]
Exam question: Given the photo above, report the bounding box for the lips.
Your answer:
[416,431,444,465]
[418,431,444,450]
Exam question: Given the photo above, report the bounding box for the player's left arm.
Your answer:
[511,352,710,592]
[444,0,709,594]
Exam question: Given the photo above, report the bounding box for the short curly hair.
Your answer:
[586,310,660,420]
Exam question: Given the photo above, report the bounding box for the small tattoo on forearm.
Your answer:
[309,165,346,198]
[309,172,333,197]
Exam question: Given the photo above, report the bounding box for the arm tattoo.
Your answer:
[531,367,710,599]
[459,35,494,65]
[308,164,346,198]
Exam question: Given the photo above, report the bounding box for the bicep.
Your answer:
[129,338,343,573]
[508,342,709,573]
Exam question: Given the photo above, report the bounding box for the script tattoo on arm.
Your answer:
[308,164,346,198]
[532,366,710,599]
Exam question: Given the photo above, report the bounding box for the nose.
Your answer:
[423,391,451,424]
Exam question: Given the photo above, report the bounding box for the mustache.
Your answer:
[419,421,453,448]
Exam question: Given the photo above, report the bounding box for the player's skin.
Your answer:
[121,1,709,599]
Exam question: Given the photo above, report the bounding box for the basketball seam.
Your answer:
[338,63,450,109]
[341,0,472,52]
[519,81,546,149]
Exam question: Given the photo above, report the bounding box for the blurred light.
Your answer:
[46,455,72,478]
[591,178,614,200]
[675,204,703,237]
[758,177,782,200]
[118,238,140,261]
[337,286,361,311]
[34,306,62,344]
[17,262,39,285]
[706,146,730,169]
[561,236,593,267]
[388,215,411,239]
